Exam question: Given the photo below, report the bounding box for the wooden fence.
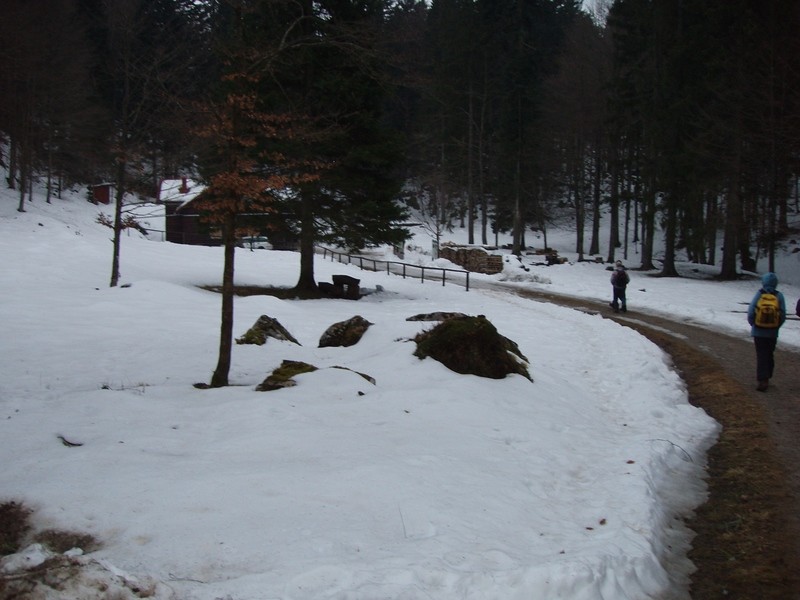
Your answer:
[318,247,471,291]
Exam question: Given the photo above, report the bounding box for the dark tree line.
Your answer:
[578,0,800,278]
[0,0,100,208]
[403,0,800,279]
[3,0,800,288]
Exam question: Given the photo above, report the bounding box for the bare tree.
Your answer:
[95,0,207,286]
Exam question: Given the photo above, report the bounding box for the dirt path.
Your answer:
[493,283,800,599]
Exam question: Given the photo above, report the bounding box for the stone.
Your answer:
[256,360,317,391]
[319,315,373,348]
[406,312,468,322]
[413,315,532,381]
[236,315,300,346]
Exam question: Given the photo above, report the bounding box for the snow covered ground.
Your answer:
[2,184,796,599]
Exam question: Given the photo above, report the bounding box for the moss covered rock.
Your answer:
[318,315,373,348]
[256,360,318,391]
[255,361,376,392]
[236,315,300,346]
[413,315,532,381]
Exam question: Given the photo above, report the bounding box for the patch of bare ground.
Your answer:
[200,284,326,299]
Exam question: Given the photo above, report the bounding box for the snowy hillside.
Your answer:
[0,182,772,600]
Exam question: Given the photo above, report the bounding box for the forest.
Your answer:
[2,0,800,282]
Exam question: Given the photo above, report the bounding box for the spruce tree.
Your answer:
[245,0,410,292]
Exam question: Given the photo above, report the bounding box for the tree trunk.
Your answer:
[479,134,488,246]
[46,136,53,204]
[639,172,656,270]
[624,190,631,261]
[7,138,17,190]
[479,68,489,246]
[542,222,548,252]
[632,145,641,247]
[705,193,717,266]
[767,183,778,273]
[467,87,475,245]
[16,146,27,213]
[294,192,318,292]
[588,146,602,256]
[512,154,523,256]
[109,159,126,287]
[659,193,680,276]
[573,178,585,261]
[720,178,740,279]
[210,214,237,388]
[607,143,620,263]
[738,190,756,273]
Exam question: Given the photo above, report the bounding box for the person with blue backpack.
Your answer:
[747,272,787,392]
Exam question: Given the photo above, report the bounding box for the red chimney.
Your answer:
[179,177,189,194]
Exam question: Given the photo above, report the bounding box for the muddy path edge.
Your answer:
[497,283,800,600]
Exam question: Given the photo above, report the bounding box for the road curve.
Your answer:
[488,281,800,599]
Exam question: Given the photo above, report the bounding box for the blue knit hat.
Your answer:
[762,272,778,292]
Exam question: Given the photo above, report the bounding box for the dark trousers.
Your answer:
[612,287,627,311]
[753,336,777,382]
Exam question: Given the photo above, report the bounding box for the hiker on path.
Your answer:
[747,272,787,392]
[609,260,629,313]
[795,297,800,317]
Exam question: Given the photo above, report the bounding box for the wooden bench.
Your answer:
[319,274,361,299]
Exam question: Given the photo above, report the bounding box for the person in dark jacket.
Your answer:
[747,272,787,392]
[609,261,629,313]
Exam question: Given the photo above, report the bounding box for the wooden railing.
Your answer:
[317,247,470,291]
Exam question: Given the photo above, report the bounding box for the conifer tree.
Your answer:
[193,2,322,388]
[253,0,410,293]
